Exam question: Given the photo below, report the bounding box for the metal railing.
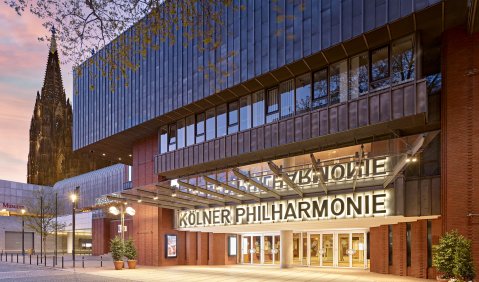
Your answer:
[0,251,111,269]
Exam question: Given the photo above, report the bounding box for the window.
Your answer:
[427,220,432,268]
[196,113,205,143]
[392,36,415,85]
[216,104,227,137]
[266,88,279,123]
[186,115,195,146]
[388,225,393,266]
[159,125,168,154]
[168,124,177,151]
[329,60,348,105]
[279,79,294,118]
[177,119,185,149]
[206,108,215,141]
[252,90,265,127]
[349,52,369,99]
[239,95,252,131]
[312,69,328,108]
[228,101,239,134]
[370,46,390,90]
[406,223,411,267]
[295,74,311,113]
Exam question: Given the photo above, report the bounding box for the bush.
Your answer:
[433,230,476,281]
[124,239,137,261]
[110,236,124,262]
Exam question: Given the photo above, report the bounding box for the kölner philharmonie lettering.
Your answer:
[178,190,393,228]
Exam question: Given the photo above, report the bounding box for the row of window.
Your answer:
[159,35,415,154]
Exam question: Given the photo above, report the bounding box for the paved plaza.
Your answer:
[0,261,430,281]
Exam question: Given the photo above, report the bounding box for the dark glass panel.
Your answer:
[196,113,205,143]
[312,69,328,108]
[252,90,265,127]
[168,124,177,151]
[177,119,185,149]
[239,95,252,131]
[216,104,227,137]
[266,88,279,123]
[206,108,216,141]
[329,60,348,105]
[391,36,415,84]
[159,125,168,154]
[349,52,369,99]
[186,115,195,146]
[370,46,390,90]
[295,74,311,113]
[279,79,294,118]
[228,101,239,134]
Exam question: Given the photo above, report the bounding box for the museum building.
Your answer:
[73,0,479,279]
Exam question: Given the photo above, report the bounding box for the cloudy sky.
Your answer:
[0,4,73,183]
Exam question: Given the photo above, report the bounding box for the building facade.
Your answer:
[28,32,112,186]
[73,0,479,279]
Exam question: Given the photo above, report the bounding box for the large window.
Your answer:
[216,104,227,137]
[159,125,168,154]
[392,36,415,84]
[295,74,311,113]
[205,108,216,141]
[252,90,265,127]
[329,60,348,105]
[196,113,205,143]
[279,80,294,118]
[177,119,185,149]
[168,124,177,151]
[312,69,328,108]
[266,88,279,123]
[239,95,252,131]
[186,115,195,146]
[228,101,239,134]
[370,46,390,90]
[349,52,369,99]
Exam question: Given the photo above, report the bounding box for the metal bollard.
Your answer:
[100,256,103,267]
[10,253,13,262]
[1,253,2,261]
[29,255,31,265]
[61,256,64,269]
[16,253,18,263]
[82,256,84,268]
[36,255,38,265]
[44,255,46,266]
[22,254,25,264]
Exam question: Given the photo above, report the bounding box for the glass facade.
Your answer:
[158,35,416,154]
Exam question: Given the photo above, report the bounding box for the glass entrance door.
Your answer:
[321,234,334,267]
[337,233,350,267]
[241,234,279,264]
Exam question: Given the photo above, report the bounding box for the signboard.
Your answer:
[228,236,237,256]
[1,202,25,210]
[165,234,177,258]
[178,189,393,228]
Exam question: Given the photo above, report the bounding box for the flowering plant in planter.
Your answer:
[124,239,138,269]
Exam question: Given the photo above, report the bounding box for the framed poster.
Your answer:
[228,235,237,256]
[165,234,177,258]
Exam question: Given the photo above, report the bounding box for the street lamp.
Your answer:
[70,193,77,268]
[21,209,26,256]
[109,204,135,244]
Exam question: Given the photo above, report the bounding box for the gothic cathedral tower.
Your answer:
[27,30,111,186]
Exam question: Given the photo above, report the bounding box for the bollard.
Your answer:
[61,256,64,269]
[82,256,84,268]
[44,255,46,266]
[1,253,2,261]
[16,253,18,263]
[100,256,103,267]
[10,253,13,262]
[29,254,31,265]
[22,254,25,264]
[36,255,38,265]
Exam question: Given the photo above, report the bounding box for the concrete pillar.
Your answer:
[280,230,293,268]
[67,232,73,254]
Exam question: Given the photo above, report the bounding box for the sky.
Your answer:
[0,4,73,183]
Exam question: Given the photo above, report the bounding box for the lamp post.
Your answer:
[70,193,77,268]
[21,209,26,256]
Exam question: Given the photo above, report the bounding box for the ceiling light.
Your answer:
[109,206,120,216]
[412,157,418,162]
[153,196,159,200]
[118,157,122,161]
[137,199,142,203]
[102,153,106,156]
[128,154,132,157]
[171,193,177,197]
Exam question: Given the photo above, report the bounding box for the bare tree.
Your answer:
[23,188,67,254]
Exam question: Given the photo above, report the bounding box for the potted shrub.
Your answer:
[433,230,476,282]
[110,236,124,270]
[124,239,138,269]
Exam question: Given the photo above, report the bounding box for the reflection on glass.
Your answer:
[253,236,261,264]
[252,90,265,127]
[352,233,365,268]
[322,234,334,267]
[392,36,415,84]
[185,115,195,146]
[329,60,348,105]
[293,233,301,265]
[216,104,227,137]
[313,69,328,108]
[310,234,320,266]
[302,233,308,265]
[159,125,168,154]
[205,108,215,141]
[295,74,311,113]
[349,52,369,99]
[264,236,273,264]
[177,119,185,149]
[242,237,251,263]
[338,233,350,267]
[266,88,279,123]
[228,101,239,134]
[371,46,390,90]
[168,124,177,151]
[196,113,205,143]
[239,95,252,131]
[273,235,280,263]
[279,79,294,118]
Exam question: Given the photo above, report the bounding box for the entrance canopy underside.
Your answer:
[176,215,439,233]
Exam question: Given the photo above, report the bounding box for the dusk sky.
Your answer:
[0,4,73,183]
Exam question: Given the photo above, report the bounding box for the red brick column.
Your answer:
[409,220,427,278]
[391,223,407,276]
[197,232,209,265]
[370,225,389,274]
[442,26,479,272]
[185,232,197,265]
[92,217,111,256]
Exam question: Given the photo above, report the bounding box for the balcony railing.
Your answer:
[154,79,428,176]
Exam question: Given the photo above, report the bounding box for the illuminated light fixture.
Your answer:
[102,153,106,156]
[124,202,128,205]
[1,209,6,212]
[153,196,159,200]
[109,206,120,215]
[171,193,177,197]
[128,154,132,157]
[125,207,136,216]
[405,154,412,163]
[21,209,26,215]
[70,193,77,203]
[118,157,122,161]
[137,199,142,203]
[412,157,418,162]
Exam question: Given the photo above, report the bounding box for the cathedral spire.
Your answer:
[50,26,57,54]
[41,26,65,104]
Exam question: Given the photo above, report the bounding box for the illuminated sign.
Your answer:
[1,202,25,210]
[178,189,393,228]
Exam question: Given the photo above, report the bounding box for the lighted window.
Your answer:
[239,95,252,131]
[205,108,216,141]
[196,113,205,143]
[228,101,239,134]
[349,52,369,99]
[329,60,348,105]
[266,88,279,123]
[186,115,195,146]
[216,104,227,137]
[312,69,328,108]
[252,90,265,127]
[391,36,415,85]
[279,79,294,118]
[370,46,390,90]
[295,74,311,113]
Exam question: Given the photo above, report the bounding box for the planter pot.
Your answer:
[436,276,449,282]
[113,261,124,270]
[127,260,137,269]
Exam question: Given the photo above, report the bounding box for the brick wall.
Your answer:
[391,223,407,276]
[442,26,479,273]
[92,218,110,255]
[370,225,389,274]
[409,221,427,278]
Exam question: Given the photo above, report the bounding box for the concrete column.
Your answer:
[280,230,293,268]
[66,232,73,254]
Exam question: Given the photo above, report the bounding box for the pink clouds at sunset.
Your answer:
[0,4,73,183]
